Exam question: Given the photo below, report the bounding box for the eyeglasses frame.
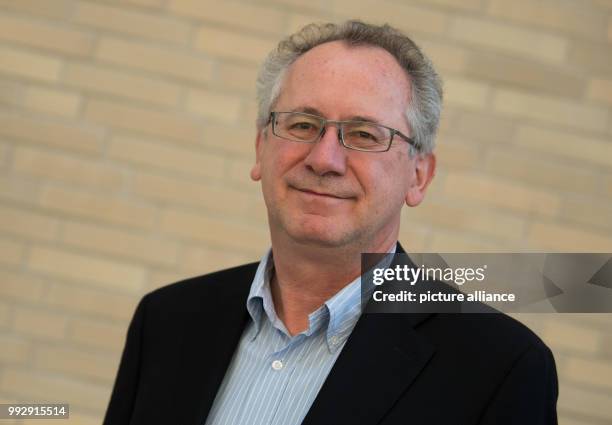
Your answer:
[267,111,418,153]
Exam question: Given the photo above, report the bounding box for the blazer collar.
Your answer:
[301,243,436,425]
[180,243,435,425]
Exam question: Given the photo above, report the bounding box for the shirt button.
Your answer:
[330,336,339,345]
[271,360,283,371]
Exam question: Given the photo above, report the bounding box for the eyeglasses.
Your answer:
[268,111,417,153]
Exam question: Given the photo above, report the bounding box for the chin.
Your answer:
[286,219,361,248]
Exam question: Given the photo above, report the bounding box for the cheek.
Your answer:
[359,157,411,204]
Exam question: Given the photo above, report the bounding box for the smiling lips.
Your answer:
[293,186,354,200]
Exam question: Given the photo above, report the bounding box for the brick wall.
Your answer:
[0,0,610,423]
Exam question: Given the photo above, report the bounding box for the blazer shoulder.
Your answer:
[427,312,552,361]
[142,262,259,311]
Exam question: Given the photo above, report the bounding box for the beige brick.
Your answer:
[0,46,62,82]
[203,123,255,156]
[418,40,468,73]
[74,1,191,44]
[181,245,257,274]
[0,204,59,241]
[332,0,448,36]
[132,171,253,217]
[559,385,612,420]
[598,0,612,10]
[120,0,165,7]
[435,139,481,169]
[0,142,9,168]
[0,14,93,56]
[34,345,117,382]
[443,172,560,216]
[0,302,10,329]
[0,270,45,302]
[572,313,612,329]
[609,16,612,41]
[0,237,24,267]
[194,26,276,63]
[411,200,526,241]
[444,76,490,109]
[70,319,126,351]
[264,0,326,12]
[64,62,181,107]
[587,78,612,106]
[466,52,585,98]
[542,321,600,354]
[0,112,104,154]
[565,358,612,390]
[185,89,243,124]
[561,198,612,231]
[13,146,123,189]
[168,0,285,35]
[487,0,607,39]
[148,269,193,291]
[21,86,81,117]
[484,149,600,194]
[0,369,109,411]
[216,62,258,95]
[494,89,608,133]
[13,307,67,340]
[227,157,258,189]
[85,99,203,144]
[40,185,156,229]
[569,40,612,74]
[109,135,223,177]
[29,245,146,291]
[0,335,30,364]
[452,111,516,144]
[287,13,327,34]
[449,16,567,63]
[419,0,482,10]
[160,208,269,252]
[527,222,612,251]
[0,141,7,167]
[96,37,214,83]
[514,125,612,168]
[0,0,74,20]
[0,79,23,105]
[606,175,612,197]
[61,220,179,267]
[46,283,138,321]
[0,175,41,206]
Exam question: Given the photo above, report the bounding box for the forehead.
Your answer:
[277,41,411,124]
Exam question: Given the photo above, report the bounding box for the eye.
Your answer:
[356,130,377,140]
[290,121,316,131]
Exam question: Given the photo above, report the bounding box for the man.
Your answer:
[104,21,557,425]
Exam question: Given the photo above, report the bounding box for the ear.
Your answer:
[405,153,436,207]
[250,129,265,181]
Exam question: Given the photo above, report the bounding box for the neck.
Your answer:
[268,231,397,335]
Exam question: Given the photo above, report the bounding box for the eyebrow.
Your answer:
[291,106,382,124]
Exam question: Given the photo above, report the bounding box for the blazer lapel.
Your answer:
[171,264,258,425]
[302,243,436,425]
[301,313,435,425]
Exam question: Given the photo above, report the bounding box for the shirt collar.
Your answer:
[246,244,397,353]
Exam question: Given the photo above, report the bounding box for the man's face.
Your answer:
[251,41,435,250]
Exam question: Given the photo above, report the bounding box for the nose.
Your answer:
[302,124,347,176]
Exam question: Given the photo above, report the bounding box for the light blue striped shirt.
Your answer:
[204,248,387,425]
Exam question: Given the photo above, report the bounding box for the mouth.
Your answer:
[292,186,354,200]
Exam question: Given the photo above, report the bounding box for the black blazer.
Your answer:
[104,248,558,425]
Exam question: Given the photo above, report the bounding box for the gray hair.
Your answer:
[255,20,443,153]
